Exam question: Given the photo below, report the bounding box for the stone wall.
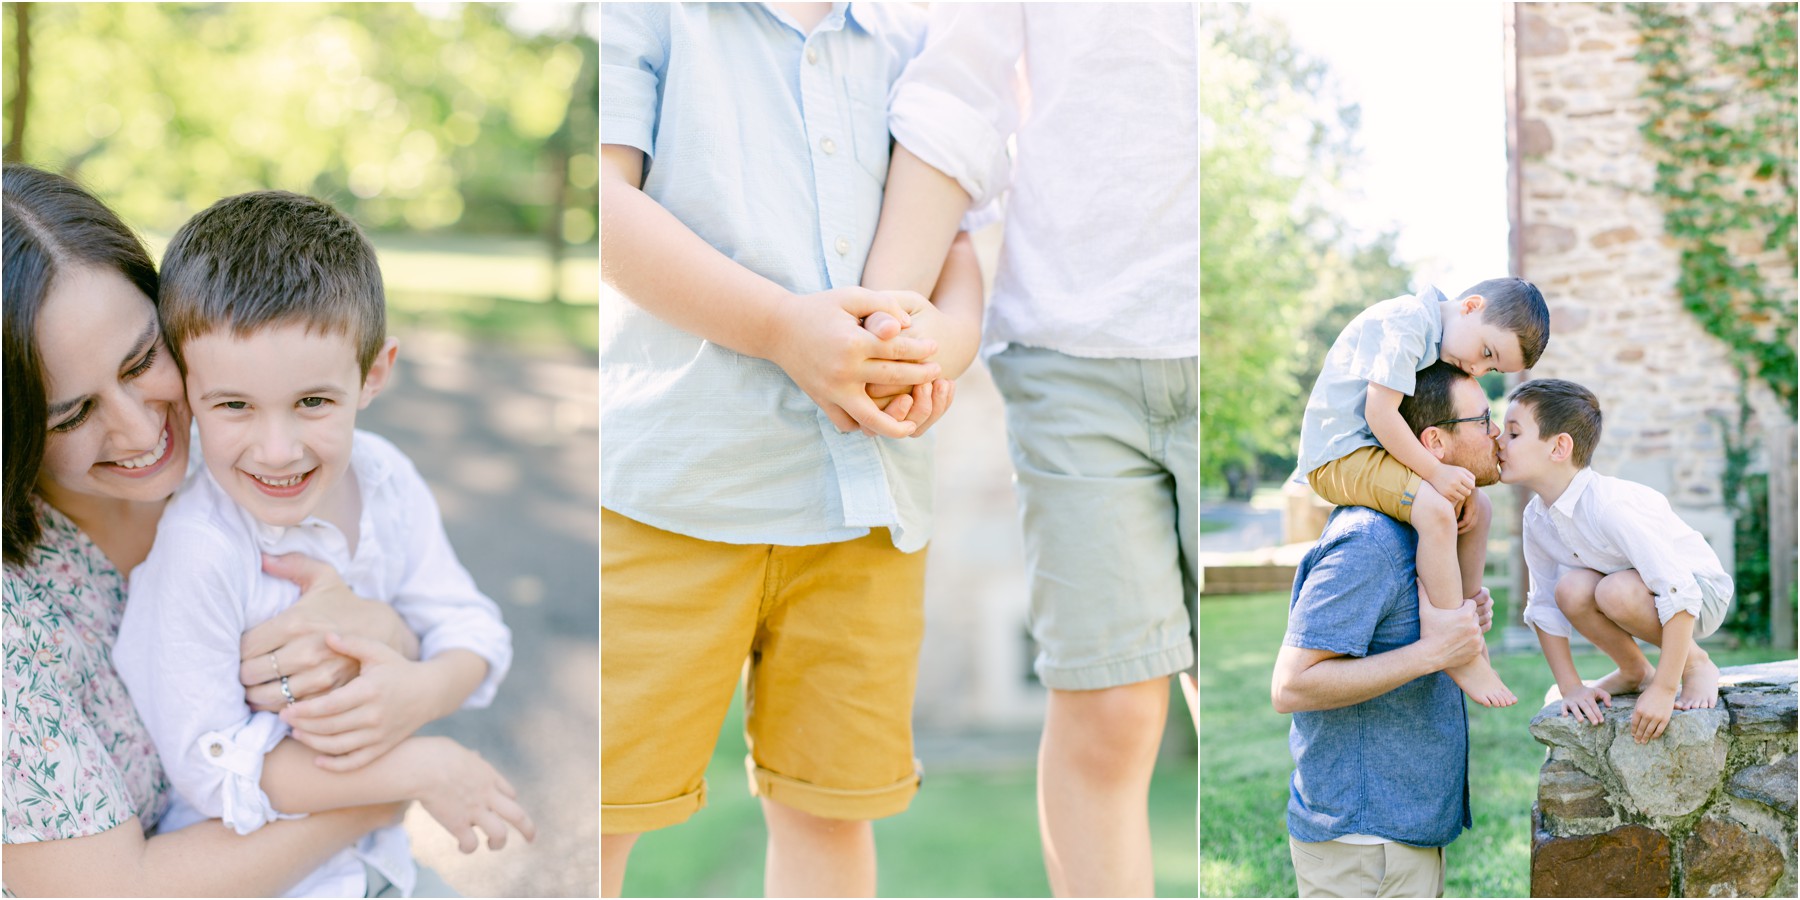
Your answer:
[1530,661,1799,897]
[1512,2,1794,572]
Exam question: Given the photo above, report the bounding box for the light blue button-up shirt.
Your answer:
[600,3,933,551]
[1294,286,1447,481]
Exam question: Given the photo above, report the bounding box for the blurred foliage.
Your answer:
[3,2,597,245]
[1199,7,1408,496]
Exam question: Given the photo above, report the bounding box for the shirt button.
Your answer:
[806,46,819,65]
[821,136,837,155]
[835,237,850,256]
[209,742,224,758]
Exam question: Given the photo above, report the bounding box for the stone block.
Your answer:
[1531,823,1671,897]
[1540,757,1613,821]
[1725,683,1800,736]
[1518,11,1572,57]
[1681,816,1786,898]
[1527,223,1578,256]
[1531,694,1729,819]
[1521,118,1555,157]
[1728,753,1798,817]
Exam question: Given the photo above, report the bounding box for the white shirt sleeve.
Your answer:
[1599,487,1707,626]
[388,455,513,708]
[113,521,292,835]
[887,2,1025,207]
[1520,507,1575,639]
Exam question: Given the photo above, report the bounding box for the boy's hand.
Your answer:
[1559,683,1612,725]
[242,553,420,710]
[403,737,536,853]
[1455,496,1479,535]
[1630,683,1677,743]
[767,288,941,438]
[1427,464,1476,506]
[860,308,958,437]
[280,634,435,771]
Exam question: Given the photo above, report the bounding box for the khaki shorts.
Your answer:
[600,509,927,835]
[1290,837,1446,898]
[1308,446,1424,524]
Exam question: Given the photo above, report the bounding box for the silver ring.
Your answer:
[269,652,282,679]
[279,675,295,707]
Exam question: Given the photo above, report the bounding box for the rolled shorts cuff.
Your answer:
[1037,639,1195,691]
[601,782,706,835]
[745,756,922,821]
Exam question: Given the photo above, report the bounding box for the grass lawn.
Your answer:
[1200,591,1792,898]
[621,685,1198,898]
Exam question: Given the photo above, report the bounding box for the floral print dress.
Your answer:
[4,498,169,846]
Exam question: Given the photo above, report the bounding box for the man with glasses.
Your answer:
[1270,362,1503,898]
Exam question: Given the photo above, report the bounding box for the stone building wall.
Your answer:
[1530,661,1798,897]
[1511,2,1793,571]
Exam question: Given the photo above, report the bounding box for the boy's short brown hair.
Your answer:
[1509,378,1602,468]
[1459,277,1549,369]
[159,191,385,377]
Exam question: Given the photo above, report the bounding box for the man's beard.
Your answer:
[1453,441,1502,487]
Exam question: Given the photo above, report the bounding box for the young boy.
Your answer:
[599,4,983,898]
[1500,378,1731,744]
[114,191,532,897]
[1296,278,1550,709]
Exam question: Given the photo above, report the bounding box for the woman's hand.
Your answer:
[240,553,420,710]
[403,737,537,853]
[281,635,488,772]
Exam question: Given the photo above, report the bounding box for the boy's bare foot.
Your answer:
[1592,664,1656,697]
[1448,657,1517,708]
[1674,647,1721,710]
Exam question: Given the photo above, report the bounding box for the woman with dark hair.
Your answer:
[0,164,422,895]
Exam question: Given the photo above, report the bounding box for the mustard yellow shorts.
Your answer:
[600,509,927,835]
[1308,446,1424,524]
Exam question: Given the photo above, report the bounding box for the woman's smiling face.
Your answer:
[33,264,191,509]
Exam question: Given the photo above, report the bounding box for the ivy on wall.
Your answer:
[1628,2,1798,412]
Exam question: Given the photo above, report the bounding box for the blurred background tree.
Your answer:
[1199,6,1407,498]
[4,2,598,338]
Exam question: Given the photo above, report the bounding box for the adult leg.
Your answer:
[1038,678,1169,898]
[763,800,875,898]
[601,834,638,899]
[1590,570,1718,708]
[1555,567,1656,695]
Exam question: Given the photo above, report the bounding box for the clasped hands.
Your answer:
[765,286,956,439]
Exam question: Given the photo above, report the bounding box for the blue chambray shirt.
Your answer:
[1283,507,1471,847]
[1294,286,1447,481]
[600,3,934,551]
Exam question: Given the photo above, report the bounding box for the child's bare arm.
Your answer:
[1537,629,1609,724]
[862,145,983,379]
[1631,612,1694,742]
[601,144,939,437]
[1366,382,1474,504]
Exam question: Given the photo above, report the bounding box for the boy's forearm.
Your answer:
[601,146,790,360]
[261,736,425,813]
[1652,612,1696,692]
[1366,394,1442,480]
[862,144,972,300]
[419,648,488,721]
[1537,631,1588,695]
[915,234,984,378]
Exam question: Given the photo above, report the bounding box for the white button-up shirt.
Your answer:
[1521,467,1733,638]
[600,3,935,551]
[114,430,512,898]
[888,3,1198,360]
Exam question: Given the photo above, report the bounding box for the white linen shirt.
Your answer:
[600,2,935,552]
[114,430,512,898]
[1520,467,1734,639]
[1293,287,1446,481]
[887,3,1198,360]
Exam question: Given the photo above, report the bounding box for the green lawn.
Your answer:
[621,684,1198,898]
[1200,592,1791,898]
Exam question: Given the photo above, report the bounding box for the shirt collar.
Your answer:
[761,3,859,35]
[1550,467,1597,519]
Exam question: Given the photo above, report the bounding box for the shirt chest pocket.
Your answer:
[844,75,892,186]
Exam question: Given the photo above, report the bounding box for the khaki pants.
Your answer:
[1290,837,1446,898]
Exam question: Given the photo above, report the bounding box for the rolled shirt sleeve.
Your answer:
[114,522,293,835]
[1602,490,1707,626]
[888,2,1024,207]
[600,3,668,156]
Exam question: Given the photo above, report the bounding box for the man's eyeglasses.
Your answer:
[1431,412,1491,431]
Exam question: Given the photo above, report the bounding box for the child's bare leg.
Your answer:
[763,797,876,897]
[1555,568,1655,694]
[1588,570,1719,709]
[602,833,639,898]
[1414,485,1514,707]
